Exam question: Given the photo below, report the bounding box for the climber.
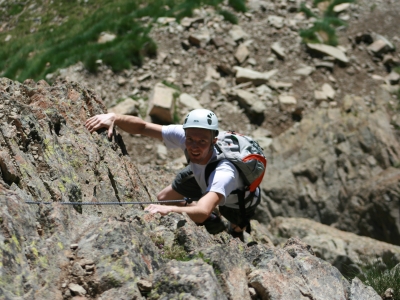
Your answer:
[85,109,261,238]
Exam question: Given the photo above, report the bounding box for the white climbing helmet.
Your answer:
[182,109,219,131]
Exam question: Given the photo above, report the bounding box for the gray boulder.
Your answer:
[259,88,400,246]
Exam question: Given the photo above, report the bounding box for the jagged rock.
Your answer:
[268,217,400,276]
[279,95,297,111]
[247,238,366,300]
[350,277,382,300]
[0,78,149,206]
[2,0,400,296]
[386,71,400,85]
[182,78,193,86]
[381,84,400,94]
[5,85,382,298]
[205,64,221,81]
[334,3,351,13]
[271,42,286,59]
[252,127,273,138]
[69,283,87,296]
[230,89,266,124]
[211,36,225,48]
[117,76,127,86]
[138,72,152,82]
[235,43,250,64]
[247,0,271,12]
[294,65,315,76]
[307,43,349,64]
[259,88,400,246]
[315,83,336,101]
[156,144,168,161]
[382,288,395,300]
[247,57,257,66]
[97,32,116,44]
[156,52,168,64]
[108,98,139,116]
[180,16,203,28]
[368,39,392,56]
[188,28,211,48]
[268,80,293,91]
[255,84,272,97]
[137,278,152,292]
[315,90,328,101]
[229,25,248,42]
[234,66,278,86]
[322,83,336,100]
[179,93,203,110]
[315,60,335,70]
[268,15,284,29]
[149,259,228,300]
[383,54,400,66]
[147,82,177,123]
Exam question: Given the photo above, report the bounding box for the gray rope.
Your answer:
[25,200,187,205]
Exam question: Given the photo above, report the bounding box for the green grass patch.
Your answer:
[299,0,354,46]
[0,0,245,83]
[218,9,238,24]
[9,4,24,16]
[356,260,400,300]
[162,244,189,260]
[162,80,181,91]
[228,0,247,12]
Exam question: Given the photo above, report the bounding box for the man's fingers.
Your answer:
[85,117,97,129]
[107,121,114,139]
[87,119,100,132]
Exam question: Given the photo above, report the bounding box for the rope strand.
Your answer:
[25,200,187,205]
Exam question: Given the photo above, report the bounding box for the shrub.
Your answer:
[299,0,354,46]
[228,0,247,13]
[218,9,238,24]
[356,260,400,299]
[0,0,246,82]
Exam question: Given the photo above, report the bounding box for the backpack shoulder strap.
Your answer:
[205,159,222,186]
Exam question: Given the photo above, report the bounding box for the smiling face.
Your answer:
[185,128,216,165]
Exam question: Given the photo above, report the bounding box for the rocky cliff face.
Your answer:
[1,0,400,298]
[260,88,400,246]
[0,78,390,300]
[0,78,150,209]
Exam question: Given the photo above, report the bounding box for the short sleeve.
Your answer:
[206,160,242,205]
[162,125,186,151]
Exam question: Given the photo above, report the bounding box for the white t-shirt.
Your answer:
[162,125,258,209]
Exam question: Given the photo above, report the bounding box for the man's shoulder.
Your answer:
[208,158,237,172]
[163,124,184,133]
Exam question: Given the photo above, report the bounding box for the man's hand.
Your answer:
[145,204,172,216]
[85,113,116,139]
[144,192,222,223]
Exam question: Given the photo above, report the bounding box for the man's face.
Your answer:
[185,128,215,165]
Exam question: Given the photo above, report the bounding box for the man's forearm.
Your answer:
[145,192,222,223]
[114,114,146,135]
[114,114,163,140]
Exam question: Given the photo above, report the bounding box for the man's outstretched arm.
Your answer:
[145,192,222,223]
[85,113,163,140]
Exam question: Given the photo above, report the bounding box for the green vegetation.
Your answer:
[0,0,246,83]
[218,10,238,24]
[162,244,188,260]
[228,0,247,13]
[150,234,189,260]
[299,0,354,46]
[356,260,400,300]
[162,80,181,91]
